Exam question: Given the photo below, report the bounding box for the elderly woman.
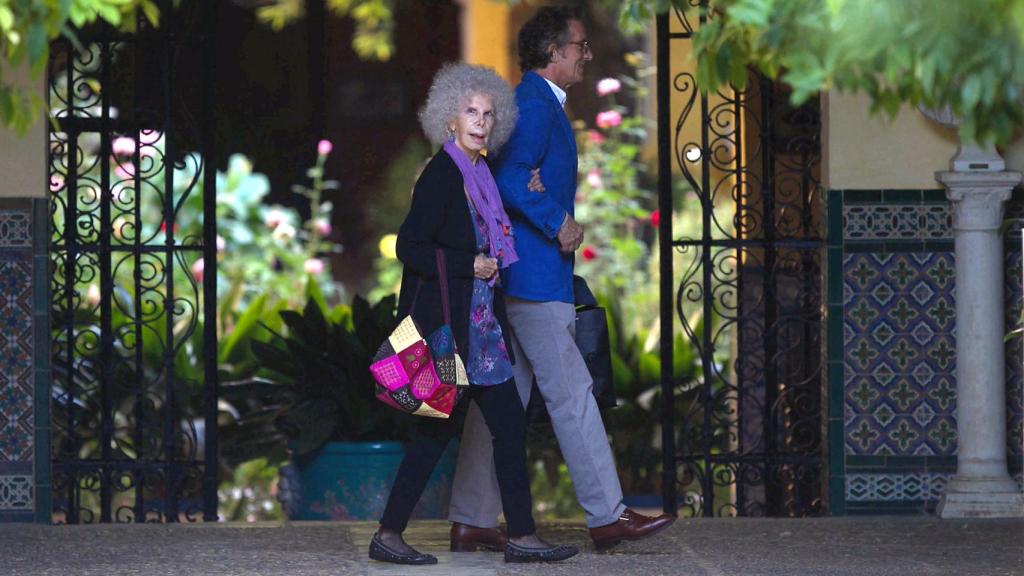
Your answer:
[369,63,577,566]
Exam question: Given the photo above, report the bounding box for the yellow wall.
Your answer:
[0,65,45,199]
[459,0,513,82]
[824,90,958,190]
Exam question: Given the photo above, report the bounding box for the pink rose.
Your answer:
[139,130,162,145]
[314,218,332,236]
[49,174,65,192]
[317,139,333,156]
[596,78,621,96]
[192,258,205,283]
[596,110,622,129]
[112,137,135,156]
[304,258,325,275]
[114,163,135,180]
[587,130,606,144]
[586,169,603,189]
[650,209,660,228]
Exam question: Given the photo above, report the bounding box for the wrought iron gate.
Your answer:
[657,7,825,517]
[47,3,218,523]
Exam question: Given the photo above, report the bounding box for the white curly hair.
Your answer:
[419,63,517,153]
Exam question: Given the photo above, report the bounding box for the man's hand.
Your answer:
[474,253,499,280]
[528,168,545,193]
[557,214,584,254]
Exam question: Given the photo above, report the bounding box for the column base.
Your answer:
[938,475,1024,519]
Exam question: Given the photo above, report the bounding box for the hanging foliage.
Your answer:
[613,0,1024,145]
[0,0,164,134]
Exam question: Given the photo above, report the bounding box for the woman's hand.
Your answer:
[474,254,498,280]
[528,168,545,193]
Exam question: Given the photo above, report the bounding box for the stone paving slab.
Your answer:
[2,517,1022,575]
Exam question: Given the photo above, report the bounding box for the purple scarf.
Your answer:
[443,140,519,283]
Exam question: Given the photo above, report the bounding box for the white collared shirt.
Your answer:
[542,77,567,108]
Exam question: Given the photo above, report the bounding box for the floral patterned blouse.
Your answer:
[465,198,514,386]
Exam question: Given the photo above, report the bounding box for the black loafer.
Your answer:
[368,532,438,565]
[503,541,579,563]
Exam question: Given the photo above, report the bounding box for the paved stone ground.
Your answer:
[2,517,1022,575]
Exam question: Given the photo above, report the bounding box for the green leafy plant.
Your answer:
[573,52,660,336]
[218,457,283,522]
[47,91,347,515]
[221,295,413,461]
[179,141,342,318]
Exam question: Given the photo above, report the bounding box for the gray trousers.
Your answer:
[448,297,626,529]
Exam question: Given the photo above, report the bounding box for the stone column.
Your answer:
[936,170,1024,518]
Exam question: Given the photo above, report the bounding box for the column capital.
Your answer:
[936,170,1020,231]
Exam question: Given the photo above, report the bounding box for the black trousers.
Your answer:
[379,378,536,538]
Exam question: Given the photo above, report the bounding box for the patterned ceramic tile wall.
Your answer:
[845,472,951,502]
[829,189,1024,512]
[0,206,36,519]
[843,252,958,457]
[843,204,952,241]
[846,472,1024,502]
[0,254,34,460]
[0,200,49,522]
[0,211,31,248]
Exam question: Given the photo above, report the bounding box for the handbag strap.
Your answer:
[436,248,452,328]
[408,280,424,315]
[405,249,453,342]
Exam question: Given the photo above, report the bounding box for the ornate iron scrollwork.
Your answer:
[48,6,218,524]
[658,10,824,518]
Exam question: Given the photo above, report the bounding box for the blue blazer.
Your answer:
[493,71,577,303]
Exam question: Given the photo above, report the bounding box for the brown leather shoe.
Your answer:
[589,508,676,551]
[450,522,508,552]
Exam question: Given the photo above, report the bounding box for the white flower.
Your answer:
[86,284,101,307]
[272,222,297,241]
[304,258,325,275]
[264,208,288,230]
[597,78,621,96]
[112,137,135,156]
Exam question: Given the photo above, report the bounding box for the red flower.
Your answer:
[581,245,597,261]
[650,209,660,228]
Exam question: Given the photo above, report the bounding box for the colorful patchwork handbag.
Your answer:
[369,248,468,418]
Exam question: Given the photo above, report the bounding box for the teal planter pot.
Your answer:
[291,440,458,521]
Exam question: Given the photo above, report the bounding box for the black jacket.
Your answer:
[395,150,514,361]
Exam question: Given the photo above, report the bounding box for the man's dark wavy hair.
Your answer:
[517,6,582,72]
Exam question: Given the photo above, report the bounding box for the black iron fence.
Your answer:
[47,2,217,523]
[657,6,825,517]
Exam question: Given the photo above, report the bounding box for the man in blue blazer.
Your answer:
[447,6,675,552]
